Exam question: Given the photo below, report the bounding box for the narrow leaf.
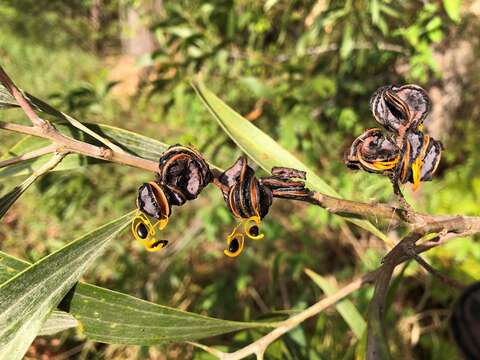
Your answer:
[0,212,132,359]
[305,268,366,339]
[0,252,270,345]
[38,311,78,336]
[192,81,390,243]
[0,175,36,220]
[0,84,16,109]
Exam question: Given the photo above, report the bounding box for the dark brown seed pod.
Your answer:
[218,156,310,257]
[397,131,443,190]
[450,282,480,359]
[133,144,213,252]
[344,128,400,174]
[370,84,431,135]
[158,144,212,205]
[136,181,171,221]
[219,156,273,220]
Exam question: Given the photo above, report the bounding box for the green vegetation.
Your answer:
[0,0,479,358]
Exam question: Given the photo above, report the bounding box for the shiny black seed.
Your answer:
[136,223,149,239]
[249,225,259,237]
[229,238,240,253]
[151,240,168,249]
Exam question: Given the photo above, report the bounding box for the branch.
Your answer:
[0,66,47,128]
[0,120,158,173]
[0,144,57,169]
[191,271,376,360]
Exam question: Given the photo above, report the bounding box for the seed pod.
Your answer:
[261,167,311,199]
[219,156,310,257]
[344,128,400,174]
[450,282,480,359]
[133,144,213,252]
[218,156,273,220]
[370,84,431,135]
[158,144,212,205]
[397,131,442,190]
[136,181,171,221]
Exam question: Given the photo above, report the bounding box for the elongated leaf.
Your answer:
[38,311,78,336]
[0,175,37,219]
[305,268,366,339]
[0,84,16,109]
[0,212,132,359]
[0,251,270,345]
[0,123,169,178]
[0,153,66,219]
[192,81,390,243]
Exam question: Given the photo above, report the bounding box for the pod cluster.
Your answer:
[217,156,311,257]
[345,85,443,191]
[132,145,212,251]
[450,281,480,359]
[132,147,311,258]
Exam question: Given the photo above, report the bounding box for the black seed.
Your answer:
[151,240,168,249]
[249,225,259,237]
[136,223,149,239]
[229,238,240,253]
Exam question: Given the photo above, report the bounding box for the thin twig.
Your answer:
[0,121,158,172]
[191,271,377,360]
[413,254,465,290]
[0,144,57,169]
[0,66,47,128]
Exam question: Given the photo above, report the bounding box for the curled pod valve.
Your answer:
[132,181,171,251]
[344,128,400,174]
[131,144,214,253]
[219,156,271,257]
[370,84,431,136]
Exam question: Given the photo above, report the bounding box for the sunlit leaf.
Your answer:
[305,268,366,339]
[0,251,270,345]
[0,175,37,220]
[38,311,78,336]
[0,212,132,359]
[192,81,390,243]
[443,0,462,23]
[0,84,16,109]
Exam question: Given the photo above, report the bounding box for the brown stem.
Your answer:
[0,121,158,172]
[0,144,57,169]
[0,66,47,128]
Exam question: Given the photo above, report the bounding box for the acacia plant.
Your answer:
[0,64,478,359]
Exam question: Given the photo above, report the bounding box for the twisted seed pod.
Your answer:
[370,84,431,135]
[134,144,213,251]
[397,131,443,189]
[157,144,212,206]
[218,156,310,257]
[450,282,480,359]
[218,156,273,219]
[344,128,400,174]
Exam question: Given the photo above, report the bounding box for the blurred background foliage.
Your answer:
[0,0,479,358]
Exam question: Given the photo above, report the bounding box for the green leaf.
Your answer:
[340,23,354,59]
[192,81,390,243]
[305,268,366,339]
[0,84,16,109]
[0,251,270,345]
[0,123,169,178]
[38,311,78,336]
[0,211,132,359]
[443,0,462,23]
[0,175,37,220]
[69,283,267,345]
